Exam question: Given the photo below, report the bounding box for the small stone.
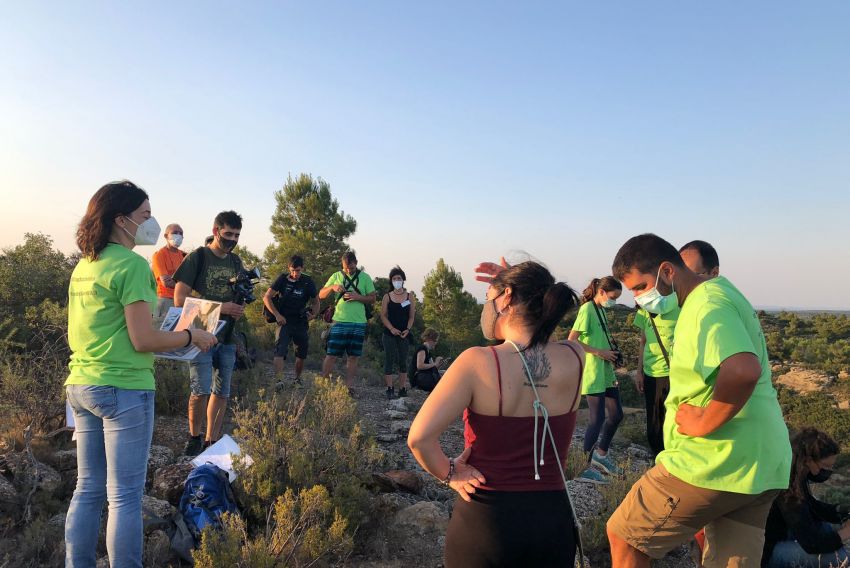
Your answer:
[376,434,400,443]
[389,420,412,434]
[371,472,399,493]
[384,470,423,495]
[387,398,413,412]
[384,410,407,420]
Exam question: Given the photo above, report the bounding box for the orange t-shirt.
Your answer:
[151,246,187,299]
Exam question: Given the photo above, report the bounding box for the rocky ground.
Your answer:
[0,358,697,567]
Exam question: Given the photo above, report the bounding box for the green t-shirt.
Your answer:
[324,270,376,324]
[572,301,616,395]
[66,244,158,391]
[173,247,243,343]
[633,306,679,377]
[657,276,791,494]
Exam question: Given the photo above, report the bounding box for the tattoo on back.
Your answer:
[522,347,552,388]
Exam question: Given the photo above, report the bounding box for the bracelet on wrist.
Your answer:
[184,329,192,347]
[442,458,455,486]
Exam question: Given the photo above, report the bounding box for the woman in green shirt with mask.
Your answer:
[568,276,624,485]
[65,181,217,568]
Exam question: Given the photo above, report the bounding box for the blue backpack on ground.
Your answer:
[179,463,240,544]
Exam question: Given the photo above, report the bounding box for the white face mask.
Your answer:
[392,279,404,290]
[122,216,161,246]
[167,234,183,248]
[602,298,616,308]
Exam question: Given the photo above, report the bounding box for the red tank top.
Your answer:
[463,344,582,491]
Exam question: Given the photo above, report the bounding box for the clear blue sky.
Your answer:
[2,2,849,309]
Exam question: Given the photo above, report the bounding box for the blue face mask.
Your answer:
[634,265,678,315]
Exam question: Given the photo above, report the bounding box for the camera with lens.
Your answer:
[228,267,261,304]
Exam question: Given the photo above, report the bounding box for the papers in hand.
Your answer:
[191,434,253,482]
[155,298,225,361]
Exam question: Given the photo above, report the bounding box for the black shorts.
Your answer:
[275,319,309,359]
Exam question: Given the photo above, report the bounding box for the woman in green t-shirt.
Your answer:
[568,276,623,485]
[65,181,217,568]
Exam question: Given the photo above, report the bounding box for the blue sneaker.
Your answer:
[576,467,609,485]
[592,451,623,476]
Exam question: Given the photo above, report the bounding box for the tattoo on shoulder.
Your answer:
[522,347,551,387]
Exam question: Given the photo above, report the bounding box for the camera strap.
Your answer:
[590,301,618,352]
[647,313,671,367]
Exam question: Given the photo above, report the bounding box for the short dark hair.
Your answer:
[214,210,243,230]
[612,234,684,281]
[389,266,406,281]
[289,255,304,268]
[77,180,149,260]
[342,251,357,266]
[679,240,719,271]
[204,235,214,246]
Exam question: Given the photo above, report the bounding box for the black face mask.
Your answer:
[216,235,237,252]
[808,468,833,483]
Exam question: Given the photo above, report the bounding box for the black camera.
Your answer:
[229,267,261,304]
[613,350,624,368]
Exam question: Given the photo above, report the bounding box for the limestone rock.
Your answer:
[775,367,832,394]
[387,398,413,413]
[0,475,17,503]
[389,420,412,435]
[626,444,653,463]
[566,480,605,520]
[371,472,399,493]
[146,445,175,477]
[393,501,449,533]
[375,434,400,443]
[143,494,177,521]
[384,410,407,420]
[384,470,423,495]
[54,449,78,472]
[150,462,193,505]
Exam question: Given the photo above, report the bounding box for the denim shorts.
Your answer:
[189,343,236,398]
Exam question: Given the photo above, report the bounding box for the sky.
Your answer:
[1,2,849,309]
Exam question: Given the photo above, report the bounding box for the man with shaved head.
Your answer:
[151,223,186,317]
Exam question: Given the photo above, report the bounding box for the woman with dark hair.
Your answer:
[567,276,624,484]
[409,261,584,566]
[411,328,445,392]
[380,265,416,399]
[65,181,217,568]
[763,428,850,567]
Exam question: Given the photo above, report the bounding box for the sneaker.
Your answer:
[592,451,623,476]
[386,387,395,400]
[575,467,610,485]
[183,435,203,457]
[398,387,408,398]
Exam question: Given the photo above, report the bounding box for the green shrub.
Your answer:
[230,376,383,529]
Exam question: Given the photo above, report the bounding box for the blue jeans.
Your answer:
[189,343,236,397]
[65,385,155,568]
[767,536,850,568]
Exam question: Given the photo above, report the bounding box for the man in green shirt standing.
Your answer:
[319,251,376,392]
[607,233,791,567]
[174,210,246,456]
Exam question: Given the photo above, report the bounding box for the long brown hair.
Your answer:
[76,181,149,260]
[784,427,839,504]
[581,276,622,304]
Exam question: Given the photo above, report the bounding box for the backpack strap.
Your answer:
[647,313,671,367]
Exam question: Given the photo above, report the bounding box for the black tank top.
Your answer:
[384,292,411,336]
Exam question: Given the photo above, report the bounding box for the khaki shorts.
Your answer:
[607,463,779,567]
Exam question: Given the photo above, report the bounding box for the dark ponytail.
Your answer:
[581,276,621,304]
[491,261,580,350]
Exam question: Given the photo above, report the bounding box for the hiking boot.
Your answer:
[575,467,609,485]
[386,387,395,400]
[592,450,623,476]
[397,387,408,398]
[183,435,203,457]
